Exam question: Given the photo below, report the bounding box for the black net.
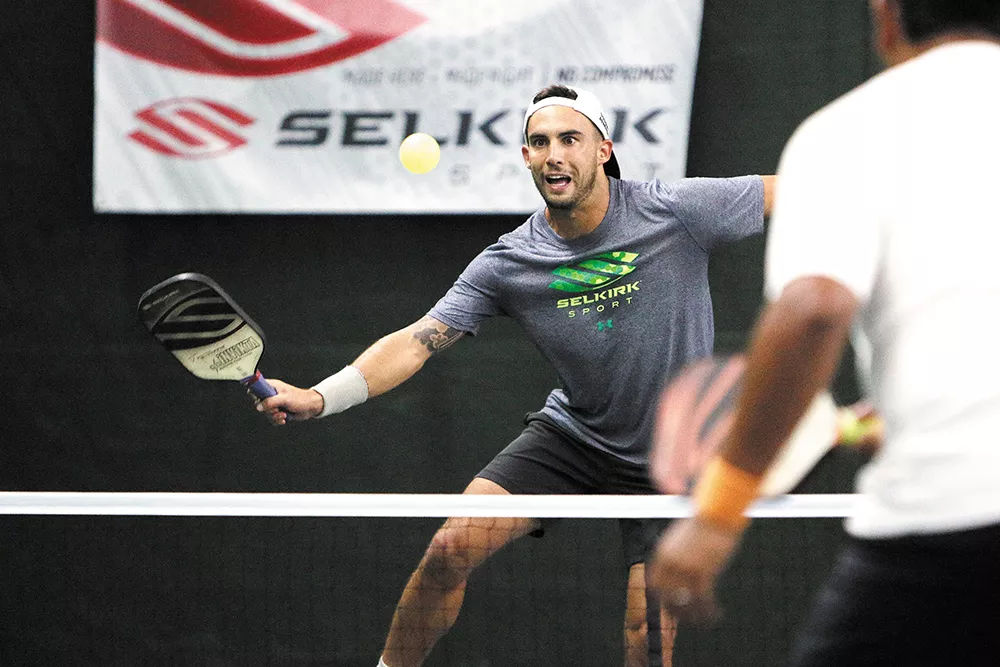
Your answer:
[0,501,846,667]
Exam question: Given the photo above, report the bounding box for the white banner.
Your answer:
[94,0,704,213]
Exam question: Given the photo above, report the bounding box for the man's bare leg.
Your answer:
[380,477,539,667]
[624,562,678,667]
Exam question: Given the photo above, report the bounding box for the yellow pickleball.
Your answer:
[399,133,441,174]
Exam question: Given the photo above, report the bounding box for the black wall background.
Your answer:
[0,2,877,666]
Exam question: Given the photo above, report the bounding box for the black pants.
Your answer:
[789,522,1000,667]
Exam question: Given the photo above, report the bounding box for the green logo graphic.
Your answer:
[548,251,639,293]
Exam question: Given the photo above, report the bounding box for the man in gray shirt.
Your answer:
[258,84,773,667]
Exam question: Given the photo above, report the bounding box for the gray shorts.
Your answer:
[476,412,670,568]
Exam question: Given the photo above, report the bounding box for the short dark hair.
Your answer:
[532,84,578,105]
[897,0,1000,42]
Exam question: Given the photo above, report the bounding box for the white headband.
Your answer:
[522,87,612,142]
[522,86,620,178]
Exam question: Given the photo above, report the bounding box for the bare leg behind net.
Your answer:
[380,477,539,667]
[624,562,678,667]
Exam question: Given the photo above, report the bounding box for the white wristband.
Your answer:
[311,366,369,418]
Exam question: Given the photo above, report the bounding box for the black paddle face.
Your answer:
[139,280,243,350]
[137,273,267,381]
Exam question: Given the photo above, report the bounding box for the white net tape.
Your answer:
[0,492,857,517]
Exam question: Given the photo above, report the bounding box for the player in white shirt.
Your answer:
[648,0,1000,665]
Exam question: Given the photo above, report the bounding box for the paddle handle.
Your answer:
[241,370,277,399]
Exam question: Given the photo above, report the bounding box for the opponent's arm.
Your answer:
[257,315,465,425]
[648,276,856,621]
[720,275,856,472]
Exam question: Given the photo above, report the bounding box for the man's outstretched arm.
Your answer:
[353,315,465,398]
[257,315,465,425]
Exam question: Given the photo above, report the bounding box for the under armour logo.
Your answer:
[597,319,613,331]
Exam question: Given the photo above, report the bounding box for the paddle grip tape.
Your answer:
[242,370,278,399]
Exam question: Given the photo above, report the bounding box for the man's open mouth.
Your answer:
[545,174,572,190]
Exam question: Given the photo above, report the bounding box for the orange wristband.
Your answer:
[693,457,762,531]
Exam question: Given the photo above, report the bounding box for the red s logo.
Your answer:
[129,98,255,158]
[98,0,427,76]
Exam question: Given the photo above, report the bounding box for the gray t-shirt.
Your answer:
[429,176,764,464]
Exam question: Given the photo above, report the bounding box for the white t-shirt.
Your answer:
[766,41,1000,538]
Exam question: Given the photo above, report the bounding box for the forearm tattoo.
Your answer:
[412,316,465,354]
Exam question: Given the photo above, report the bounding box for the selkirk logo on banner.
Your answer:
[129,98,255,158]
[96,0,427,76]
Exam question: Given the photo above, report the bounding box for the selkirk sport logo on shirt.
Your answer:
[550,251,641,312]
